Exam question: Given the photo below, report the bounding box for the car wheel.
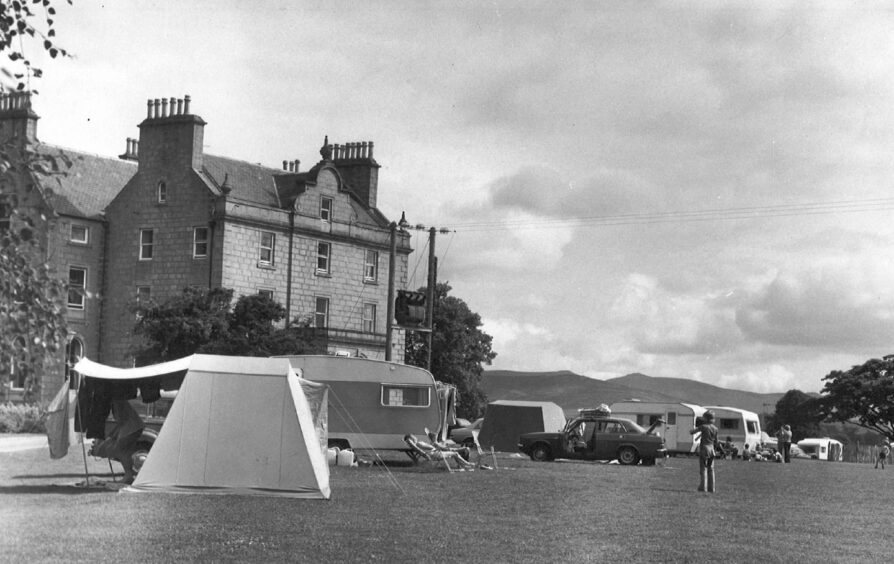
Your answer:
[462,438,476,448]
[132,441,153,474]
[617,446,640,465]
[530,444,552,462]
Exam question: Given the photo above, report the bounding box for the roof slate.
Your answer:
[34,144,136,219]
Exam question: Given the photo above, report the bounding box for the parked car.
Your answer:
[97,395,172,473]
[449,418,483,447]
[517,410,666,465]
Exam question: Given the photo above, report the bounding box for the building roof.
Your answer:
[202,154,283,208]
[34,144,136,219]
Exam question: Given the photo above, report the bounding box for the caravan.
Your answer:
[609,401,706,455]
[797,438,843,461]
[702,406,762,455]
[283,356,452,451]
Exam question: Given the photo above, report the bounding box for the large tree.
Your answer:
[0,0,72,401]
[133,287,317,364]
[820,356,894,440]
[405,282,496,419]
[765,389,823,442]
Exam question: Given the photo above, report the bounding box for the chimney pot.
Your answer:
[153,99,160,119]
[184,95,191,114]
[146,99,153,119]
[368,141,374,159]
[282,160,288,171]
[177,98,184,115]
[294,159,300,172]
[169,97,176,115]
[161,98,168,118]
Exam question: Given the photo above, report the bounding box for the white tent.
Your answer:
[74,354,330,499]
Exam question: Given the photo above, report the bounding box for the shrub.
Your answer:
[0,402,46,433]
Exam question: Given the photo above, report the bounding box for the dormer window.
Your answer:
[157,181,167,204]
[70,224,88,244]
[320,196,332,221]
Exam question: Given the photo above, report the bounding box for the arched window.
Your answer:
[10,336,27,389]
[157,180,167,204]
[65,337,84,389]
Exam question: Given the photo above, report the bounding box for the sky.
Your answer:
[16,1,894,393]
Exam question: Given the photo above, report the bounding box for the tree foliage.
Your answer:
[133,287,317,365]
[765,389,823,442]
[820,356,894,440]
[405,282,496,419]
[0,0,71,91]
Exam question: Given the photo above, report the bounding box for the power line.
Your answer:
[446,196,894,232]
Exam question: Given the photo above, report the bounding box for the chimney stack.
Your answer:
[331,139,380,208]
[0,91,39,143]
[138,94,206,171]
[118,137,139,161]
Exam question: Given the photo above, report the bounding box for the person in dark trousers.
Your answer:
[876,441,890,469]
[690,410,718,493]
[776,424,793,463]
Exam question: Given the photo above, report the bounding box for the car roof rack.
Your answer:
[579,405,611,418]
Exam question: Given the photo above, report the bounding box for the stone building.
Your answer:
[0,92,412,405]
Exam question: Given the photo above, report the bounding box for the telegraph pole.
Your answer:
[426,227,437,371]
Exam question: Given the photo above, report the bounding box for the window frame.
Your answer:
[380,384,431,408]
[320,196,333,222]
[362,302,377,333]
[157,181,167,204]
[316,242,331,274]
[139,229,155,261]
[314,296,330,328]
[67,266,87,310]
[258,289,274,300]
[193,227,209,258]
[70,224,89,244]
[259,231,275,266]
[364,249,378,282]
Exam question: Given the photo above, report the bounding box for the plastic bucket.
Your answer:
[337,449,355,467]
[326,447,339,466]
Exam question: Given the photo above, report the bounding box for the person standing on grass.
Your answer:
[876,441,890,469]
[690,410,718,493]
[776,424,793,463]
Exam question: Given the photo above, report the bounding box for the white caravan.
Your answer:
[796,438,843,461]
[609,400,706,455]
[283,356,453,451]
[702,406,762,455]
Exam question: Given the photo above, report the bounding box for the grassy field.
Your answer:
[2,444,891,563]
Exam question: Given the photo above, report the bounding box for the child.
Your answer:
[689,410,718,493]
[876,441,890,469]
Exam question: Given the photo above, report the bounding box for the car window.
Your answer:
[604,422,625,433]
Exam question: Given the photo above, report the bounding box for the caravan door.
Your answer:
[663,410,678,452]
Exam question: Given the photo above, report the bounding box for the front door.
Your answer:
[664,411,678,451]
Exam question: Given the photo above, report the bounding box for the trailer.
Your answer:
[282,356,453,451]
[796,438,843,461]
[609,400,706,455]
[702,405,762,456]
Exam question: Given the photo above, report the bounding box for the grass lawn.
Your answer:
[2,445,891,563]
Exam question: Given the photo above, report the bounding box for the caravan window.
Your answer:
[636,414,662,427]
[719,418,739,430]
[381,385,430,407]
[666,412,677,425]
[746,420,759,434]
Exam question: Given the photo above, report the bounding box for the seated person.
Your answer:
[427,429,471,462]
[404,434,473,469]
[722,436,739,459]
[91,399,145,484]
[741,444,751,461]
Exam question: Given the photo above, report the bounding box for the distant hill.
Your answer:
[481,370,784,417]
